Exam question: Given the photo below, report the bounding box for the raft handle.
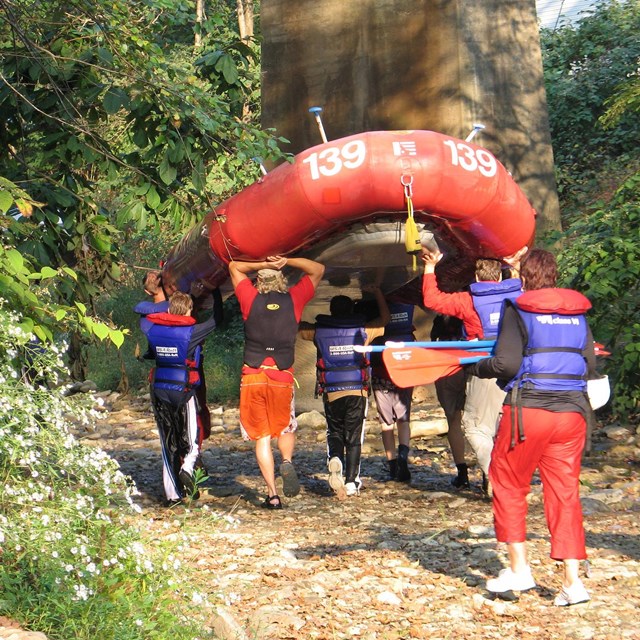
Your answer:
[465,123,486,142]
[308,106,329,143]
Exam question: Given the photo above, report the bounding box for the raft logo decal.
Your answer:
[302,140,366,180]
[392,141,417,156]
[266,303,280,311]
[536,315,580,326]
[443,139,497,178]
[156,346,178,357]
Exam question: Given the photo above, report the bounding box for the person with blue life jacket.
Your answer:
[300,286,390,498]
[370,301,416,482]
[230,255,324,510]
[468,249,596,605]
[135,270,221,442]
[421,246,526,495]
[142,291,219,504]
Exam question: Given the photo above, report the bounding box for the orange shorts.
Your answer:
[239,370,296,440]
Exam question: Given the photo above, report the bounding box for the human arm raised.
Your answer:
[284,257,325,289]
[421,248,444,274]
[361,285,391,344]
[228,256,284,288]
[502,245,528,278]
[229,255,324,289]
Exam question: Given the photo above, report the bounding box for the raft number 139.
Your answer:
[302,138,497,180]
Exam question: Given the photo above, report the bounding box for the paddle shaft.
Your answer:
[357,340,495,353]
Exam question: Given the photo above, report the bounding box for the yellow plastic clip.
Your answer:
[401,175,421,270]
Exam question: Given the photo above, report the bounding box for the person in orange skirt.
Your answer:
[229,255,324,509]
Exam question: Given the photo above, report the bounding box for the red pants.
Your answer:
[490,405,587,560]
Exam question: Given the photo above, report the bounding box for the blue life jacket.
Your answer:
[145,317,201,393]
[314,314,369,394]
[504,289,590,394]
[371,303,415,377]
[384,303,415,342]
[469,278,522,339]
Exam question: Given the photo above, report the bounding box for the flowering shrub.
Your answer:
[0,301,209,639]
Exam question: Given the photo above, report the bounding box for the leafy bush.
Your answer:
[541,1,640,203]
[555,171,640,417]
[0,301,213,639]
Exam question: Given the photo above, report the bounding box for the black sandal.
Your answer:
[261,494,283,510]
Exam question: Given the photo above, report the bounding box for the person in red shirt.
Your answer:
[421,246,526,495]
[229,255,324,509]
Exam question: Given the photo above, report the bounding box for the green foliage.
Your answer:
[201,296,245,404]
[0,0,287,320]
[0,302,213,638]
[602,75,640,129]
[1,180,127,347]
[541,1,640,415]
[541,0,640,197]
[553,171,640,417]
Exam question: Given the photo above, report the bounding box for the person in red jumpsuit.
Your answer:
[468,249,596,606]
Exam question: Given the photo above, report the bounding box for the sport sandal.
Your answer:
[280,460,300,497]
[261,495,283,510]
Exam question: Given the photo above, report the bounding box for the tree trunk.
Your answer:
[68,331,88,382]
[195,0,205,48]
[237,0,254,40]
[261,0,562,237]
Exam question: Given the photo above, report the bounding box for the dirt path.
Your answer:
[79,391,640,640]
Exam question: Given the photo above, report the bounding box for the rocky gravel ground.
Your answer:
[9,390,640,639]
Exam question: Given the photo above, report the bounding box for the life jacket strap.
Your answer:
[524,346,583,355]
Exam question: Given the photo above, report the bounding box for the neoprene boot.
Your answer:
[452,463,470,489]
[388,459,398,480]
[396,444,411,482]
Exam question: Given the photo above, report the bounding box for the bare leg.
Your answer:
[381,424,396,460]
[255,436,277,497]
[277,430,296,463]
[562,559,581,588]
[507,541,529,573]
[397,419,411,448]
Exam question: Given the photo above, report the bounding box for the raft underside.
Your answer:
[211,217,481,320]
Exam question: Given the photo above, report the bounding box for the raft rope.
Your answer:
[401,175,422,271]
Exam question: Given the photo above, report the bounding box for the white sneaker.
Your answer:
[486,567,537,593]
[554,580,590,606]
[328,457,346,499]
[345,482,360,497]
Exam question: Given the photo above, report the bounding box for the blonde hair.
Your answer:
[256,270,287,294]
[169,291,193,316]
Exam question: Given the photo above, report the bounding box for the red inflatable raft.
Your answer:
[162,130,536,306]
